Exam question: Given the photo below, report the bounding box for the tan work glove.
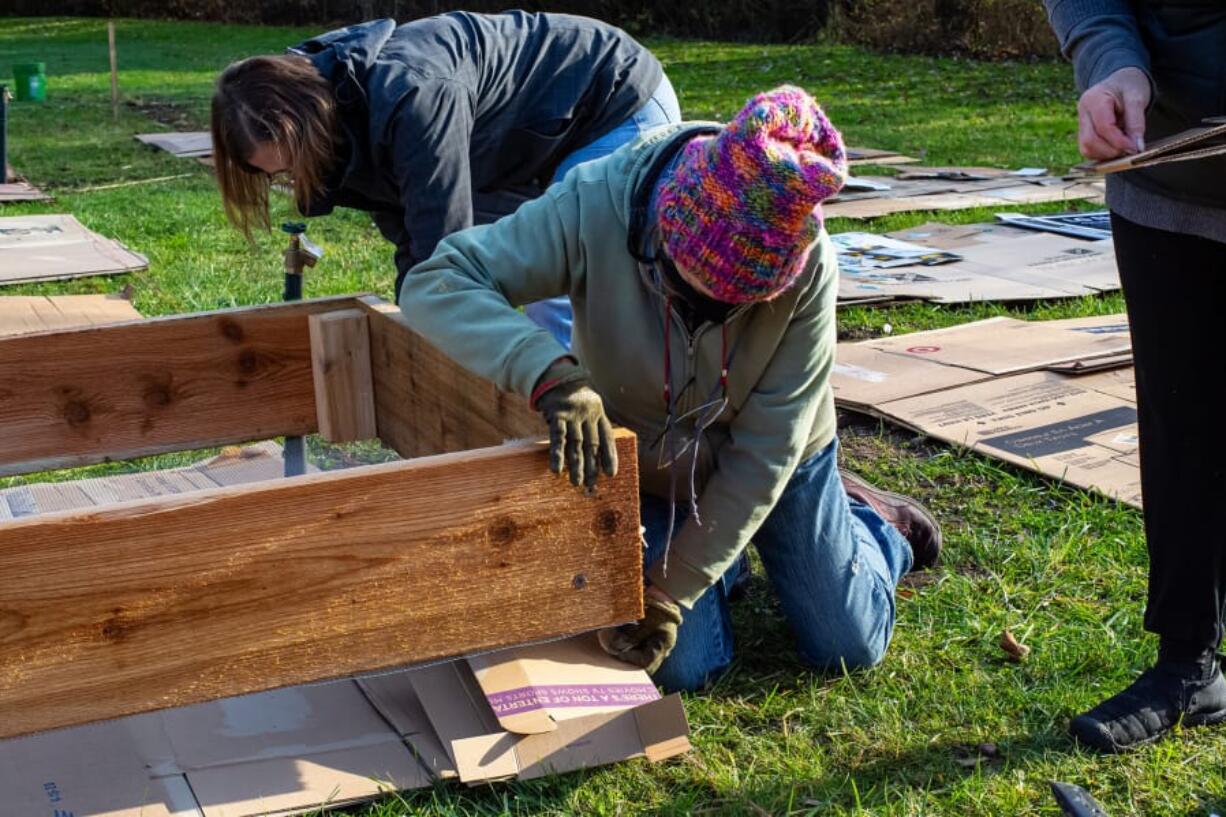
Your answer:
[532,359,618,489]
[598,594,683,674]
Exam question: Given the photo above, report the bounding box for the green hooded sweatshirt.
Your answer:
[400,123,838,609]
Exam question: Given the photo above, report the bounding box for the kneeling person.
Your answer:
[400,86,941,691]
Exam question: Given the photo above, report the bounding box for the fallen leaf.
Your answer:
[1000,629,1031,662]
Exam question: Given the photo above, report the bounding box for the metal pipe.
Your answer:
[1,85,9,183]
[281,222,311,478]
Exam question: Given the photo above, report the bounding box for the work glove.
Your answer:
[532,360,618,489]
[598,595,683,674]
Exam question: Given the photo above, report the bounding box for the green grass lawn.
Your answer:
[2,16,1221,817]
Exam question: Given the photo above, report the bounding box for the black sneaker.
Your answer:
[1069,658,1226,753]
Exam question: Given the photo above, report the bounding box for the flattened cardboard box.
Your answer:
[0,180,50,203]
[824,172,1105,220]
[0,639,687,816]
[846,146,919,167]
[0,455,689,815]
[836,221,1118,306]
[0,214,148,286]
[833,315,1141,508]
[136,132,214,158]
[363,635,690,785]
[0,293,140,338]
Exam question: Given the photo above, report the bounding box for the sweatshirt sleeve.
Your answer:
[385,77,478,271]
[397,181,583,399]
[645,235,838,609]
[1044,0,1152,92]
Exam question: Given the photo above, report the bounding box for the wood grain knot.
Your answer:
[0,609,27,640]
[219,319,245,342]
[594,509,623,537]
[237,349,259,375]
[63,399,92,426]
[488,517,520,547]
[142,377,177,409]
[100,608,132,642]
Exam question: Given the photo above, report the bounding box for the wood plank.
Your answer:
[0,295,358,477]
[360,297,546,458]
[309,309,377,443]
[0,432,642,739]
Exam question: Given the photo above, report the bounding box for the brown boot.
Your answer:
[840,470,941,571]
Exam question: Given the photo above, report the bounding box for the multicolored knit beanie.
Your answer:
[656,85,847,303]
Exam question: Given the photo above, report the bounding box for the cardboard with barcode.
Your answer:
[833,314,1142,507]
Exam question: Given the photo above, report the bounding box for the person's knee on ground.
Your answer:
[794,587,894,672]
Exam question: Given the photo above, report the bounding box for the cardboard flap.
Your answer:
[452,733,522,783]
[409,661,502,768]
[634,694,692,763]
[357,671,458,779]
[454,706,669,783]
[467,635,662,735]
[1085,121,1226,173]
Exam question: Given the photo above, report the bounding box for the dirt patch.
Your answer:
[838,325,882,342]
[126,99,206,131]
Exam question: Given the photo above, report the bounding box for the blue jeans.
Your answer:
[524,76,682,347]
[643,438,914,693]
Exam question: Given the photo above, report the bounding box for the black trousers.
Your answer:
[1112,212,1226,650]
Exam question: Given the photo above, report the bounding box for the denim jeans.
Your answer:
[642,438,913,693]
[524,75,682,347]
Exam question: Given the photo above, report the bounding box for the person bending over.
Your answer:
[399,86,942,690]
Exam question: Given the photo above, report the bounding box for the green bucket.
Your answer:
[12,63,46,102]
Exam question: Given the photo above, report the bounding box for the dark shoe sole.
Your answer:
[1070,706,1226,754]
[840,471,942,570]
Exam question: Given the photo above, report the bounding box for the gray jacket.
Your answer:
[290,13,662,292]
[1045,0,1226,239]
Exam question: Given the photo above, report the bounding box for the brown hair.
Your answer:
[210,55,338,239]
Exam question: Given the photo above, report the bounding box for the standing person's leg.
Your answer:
[525,75,683,347]
[752,439,915,669]
[639,493,737,693]
[1070,213,1226,753]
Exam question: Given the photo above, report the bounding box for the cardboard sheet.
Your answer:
[0,214,148,286]
[1083,120,1226,174]
[0,441,306,519]
[847,146,919,166]
[0,180,50,202]
[0,292,139,337]
[858,314,1131,375]
[994,210,1112,240]
[833,315,1141,507]
[825,172,1104,220]
[136,131,213,158]
[837,221,1119,305]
